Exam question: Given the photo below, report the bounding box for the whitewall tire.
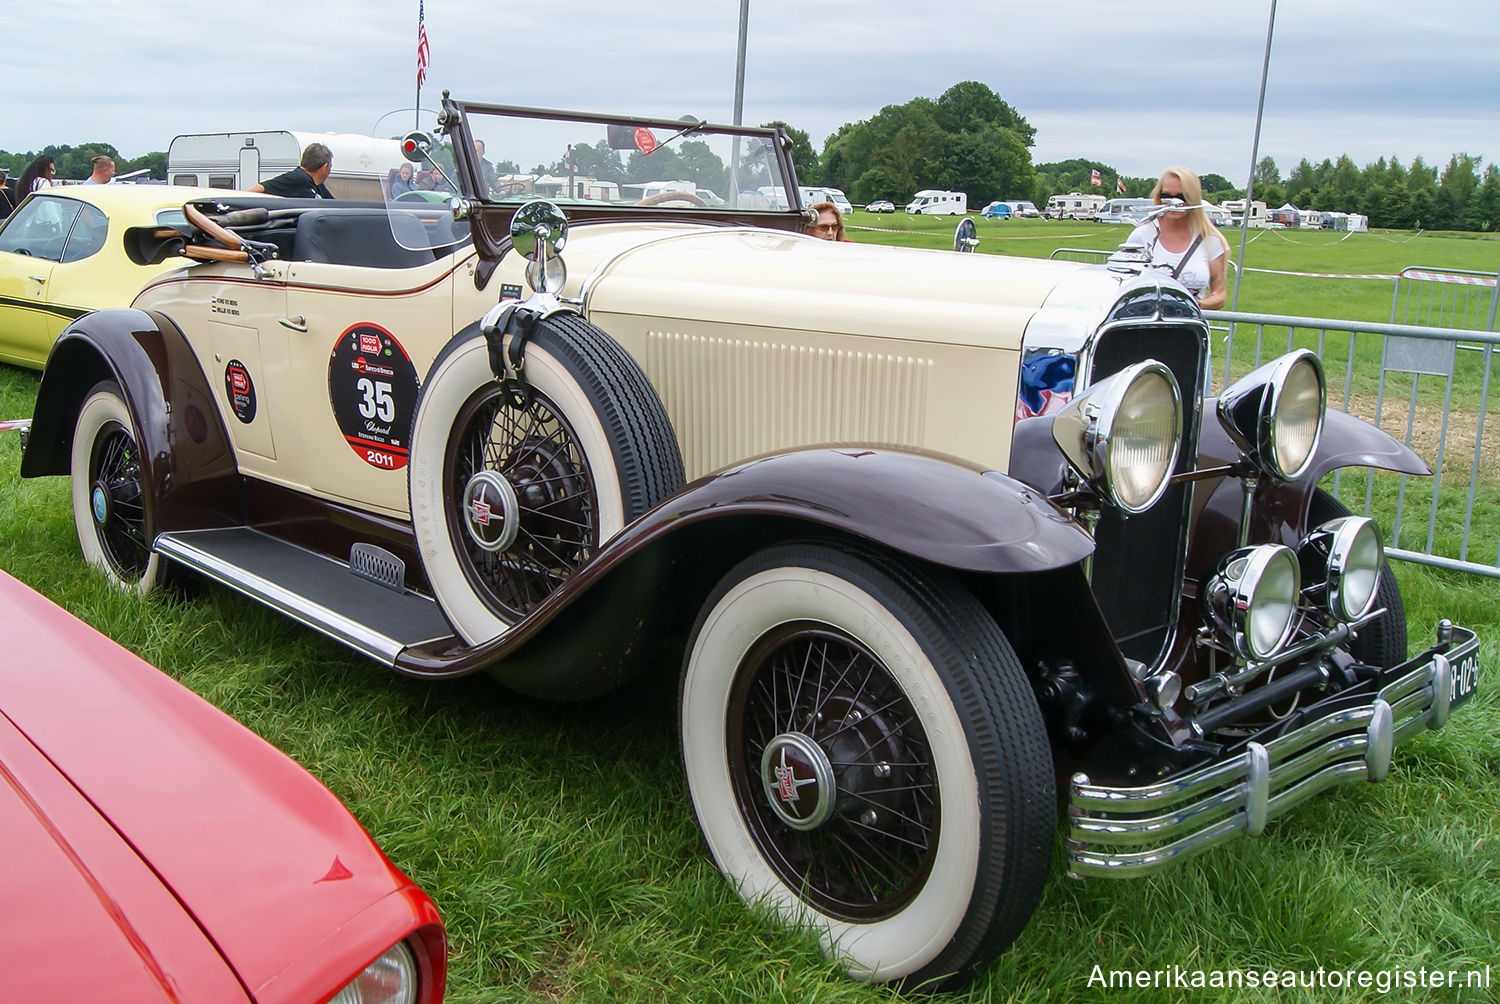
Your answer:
[680,543,1054,991]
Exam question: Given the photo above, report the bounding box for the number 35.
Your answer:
[357,378,395,422]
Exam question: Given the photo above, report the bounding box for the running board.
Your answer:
[154,527,455,665]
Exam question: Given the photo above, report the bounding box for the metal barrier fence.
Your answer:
[1205,310,1500,579]
[1391,266,1499,332]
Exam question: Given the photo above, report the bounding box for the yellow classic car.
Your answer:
[17,98,1480,992]
[0,184,224,368]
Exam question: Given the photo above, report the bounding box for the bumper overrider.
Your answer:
[1067,622,1481,877]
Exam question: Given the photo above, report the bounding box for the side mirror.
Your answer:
[510,200,569,294]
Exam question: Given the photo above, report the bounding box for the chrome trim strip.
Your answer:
[154,533,427,665]
[1067,625,1478,876]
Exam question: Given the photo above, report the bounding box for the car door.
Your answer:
[0,195,80,366]
[282,252,455,520]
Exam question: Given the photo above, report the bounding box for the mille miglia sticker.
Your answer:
[328,323,419,470]
[224,360,256,423]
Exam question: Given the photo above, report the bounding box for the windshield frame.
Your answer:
[437,93,807,261]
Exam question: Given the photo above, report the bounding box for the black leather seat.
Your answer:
[292,209,434,268]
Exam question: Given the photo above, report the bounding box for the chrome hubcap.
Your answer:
[760,732,837,830]
[462,469,520,552]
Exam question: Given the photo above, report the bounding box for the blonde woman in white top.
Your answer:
[1125,165,1228,309]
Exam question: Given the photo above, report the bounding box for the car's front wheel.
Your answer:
[409,313,683,644]
[680,543,1054,991]
[70,381,162,594]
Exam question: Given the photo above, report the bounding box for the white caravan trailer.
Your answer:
[167,131,407,200]
[1222,199,1269,228]
[1046,193,1105,219]
[905,189,968,215]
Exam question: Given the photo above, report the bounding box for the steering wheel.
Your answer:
[637,190,708,208]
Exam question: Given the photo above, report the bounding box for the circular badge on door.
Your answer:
[225,360,256,423]
[328,323,419,471]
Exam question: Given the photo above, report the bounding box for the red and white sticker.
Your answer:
[225,360,257,423]
[327,323,419,470]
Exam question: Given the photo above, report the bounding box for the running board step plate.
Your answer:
[155,527,454,665]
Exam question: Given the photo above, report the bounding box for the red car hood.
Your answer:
[0,571,432,1002]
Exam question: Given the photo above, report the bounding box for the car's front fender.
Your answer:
[395,446,1097,695]
[20,308,240,535]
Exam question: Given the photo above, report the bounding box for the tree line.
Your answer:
[790,81,1500,232]
[11,82,1500,232]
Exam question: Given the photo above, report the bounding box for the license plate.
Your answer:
[1450,648,1479,709]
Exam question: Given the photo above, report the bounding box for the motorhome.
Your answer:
[1202,202,1234,228]
[1222,199,1268,228]
[905,189,968,215]
[1046,193,1106,219]
[1092,197,1155,225]
[166,130,407,200]
[799,186,854,217]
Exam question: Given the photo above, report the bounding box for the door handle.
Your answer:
[28,275,47,283]
[278,315,308,332]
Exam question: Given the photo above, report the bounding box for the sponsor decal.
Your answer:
[328,323,419,470]
[499,282,523,302]
[224,359,257,423]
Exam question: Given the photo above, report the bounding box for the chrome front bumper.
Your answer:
[1067,622,1480,877]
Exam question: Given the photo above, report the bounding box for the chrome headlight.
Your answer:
[1052,360,1182,513]
[1217,349,1325,480]
[1299,515,1383,622]
[328,941,420,1004]
[1200,544,1301,661]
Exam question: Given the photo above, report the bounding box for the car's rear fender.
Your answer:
[20,308,242,534]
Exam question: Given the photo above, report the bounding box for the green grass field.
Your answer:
[1,223,1496,1002]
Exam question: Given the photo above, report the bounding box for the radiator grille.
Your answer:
[1088,323,1205,667]
[645,331,933,477]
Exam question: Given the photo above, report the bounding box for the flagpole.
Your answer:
[1231,0,1277,313]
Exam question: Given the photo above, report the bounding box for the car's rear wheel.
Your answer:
[409,313,683,643]
[680,543,1054,992]
[1309,489,1407,667]
[70,381,162,595]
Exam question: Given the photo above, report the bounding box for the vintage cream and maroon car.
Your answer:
[18,95,1479,991]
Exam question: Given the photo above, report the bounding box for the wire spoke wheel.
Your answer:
[681,544,1054,990]
[90,423,152,580]
[70,381,163,594]
[446,383,598,620]
[729,624,937,921]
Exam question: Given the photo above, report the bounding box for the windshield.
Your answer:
[450,102,792,212]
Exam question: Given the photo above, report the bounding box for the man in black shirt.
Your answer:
[250,142,334,198]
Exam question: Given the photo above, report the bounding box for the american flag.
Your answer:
[416,1,431,86]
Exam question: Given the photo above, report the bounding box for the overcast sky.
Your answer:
[12,0,1498,184]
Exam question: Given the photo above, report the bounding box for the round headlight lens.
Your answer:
[1107,366,1182,512]
[1247,546,1300,659]
[1270,353,1324,479]
[1323,516,1383,621]
[1201,544,1301,662]
[327,941,419,1004]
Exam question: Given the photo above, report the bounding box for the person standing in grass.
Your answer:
[1127,165,1228,309]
